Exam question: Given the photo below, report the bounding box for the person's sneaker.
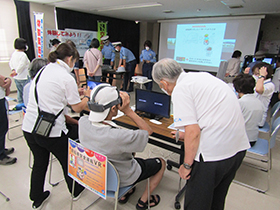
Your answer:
[32,191,50,209]
[73,188,85,201]
[5,147,15,155]
[0,156,17,165]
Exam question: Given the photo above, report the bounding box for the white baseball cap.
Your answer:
[112,41,122,46]
[101,35,109,41]
[88,84,119,122]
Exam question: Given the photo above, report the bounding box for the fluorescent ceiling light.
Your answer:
[93,2,162,12]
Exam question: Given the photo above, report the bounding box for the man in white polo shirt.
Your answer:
[152,58,250,210]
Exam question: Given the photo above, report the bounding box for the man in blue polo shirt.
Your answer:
[114,42,137,92]
[101,36,115,84]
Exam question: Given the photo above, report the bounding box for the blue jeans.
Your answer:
[14,78,30,104]
[88,76,101,82]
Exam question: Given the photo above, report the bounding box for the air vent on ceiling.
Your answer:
[163,10,174,13]
[228,5,244,9]
[221,0,245,9]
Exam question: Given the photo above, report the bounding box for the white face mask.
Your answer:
[145,47,150,51]
[115,48,119,52]
[25,45,29,51]
[161,88,169,95]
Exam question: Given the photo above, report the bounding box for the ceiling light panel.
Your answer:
[93,2,162,12]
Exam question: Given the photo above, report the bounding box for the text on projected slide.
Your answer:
[174,23,226,67]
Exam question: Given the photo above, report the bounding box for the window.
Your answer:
[0,0,19,62]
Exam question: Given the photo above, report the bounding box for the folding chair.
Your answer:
[259,101,280,133]
[7,103,25,141]
[70,160,149,210]
[234,116,280,193]
[0,190,10,201]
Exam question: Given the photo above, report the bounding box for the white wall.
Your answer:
[0,0,20,92]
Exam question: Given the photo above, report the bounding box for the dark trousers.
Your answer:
[24,131,84,202]
[123,60,137,91]
[0,98,8,160]
[102,58,113,84]
[270,92,279,108]
[184,150,246,210]
[142,62,154,90]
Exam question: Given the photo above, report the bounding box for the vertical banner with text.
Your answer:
[34,12,44,58]
[97,21,108,51]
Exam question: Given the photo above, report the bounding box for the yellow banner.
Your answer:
[97,21,107,51]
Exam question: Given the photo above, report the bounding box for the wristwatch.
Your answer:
[183,162,192,169]
[84,96,90,101]
[258,75,265,79]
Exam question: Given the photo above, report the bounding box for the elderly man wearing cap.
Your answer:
[113,42,137,92]
[79,84,165,209]
[101,36,115,84]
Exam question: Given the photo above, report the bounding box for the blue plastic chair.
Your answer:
[70,160,135,210]
[259,101,280,133]
[235,116,280,193]
[107,161,135,210]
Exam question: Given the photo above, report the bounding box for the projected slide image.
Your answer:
[174,23,227,67]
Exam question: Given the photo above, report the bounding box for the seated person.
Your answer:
[225,50,242,77]
[233,74,264,146]
[79,84,165,209]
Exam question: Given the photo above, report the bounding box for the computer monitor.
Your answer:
[135,89,171,120]
[262,58,273,64]
[87,80,102,90]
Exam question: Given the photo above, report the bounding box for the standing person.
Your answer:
[114,42,137,92]
[101,35,115,84]
[0,75,17,165]
[9,38,30,104]
[233,74,264,147]
[225,50,242,77]
[49,38,60,52]
[152,58,250,210]
[22,43,91,209]
[83,38,103,81]
[271,57,280,107]
[79,84,165,209]
[140,40,157,90]
[65,40,80,86]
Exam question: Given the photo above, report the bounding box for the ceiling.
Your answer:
[22,0,280,22]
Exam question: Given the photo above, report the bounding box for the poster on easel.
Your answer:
[68,139,107,199]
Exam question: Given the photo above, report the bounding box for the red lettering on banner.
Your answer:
[37,29,41,35]
[38,37,41,45]
[52,30,57,36]
[37,20,40,27]
[61,31,65,36]
[47,30,52,35]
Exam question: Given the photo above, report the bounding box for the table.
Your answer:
[113,115,186,209]
[131,79,152,89]
[114,115,184,168]
[102,68,125,89]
